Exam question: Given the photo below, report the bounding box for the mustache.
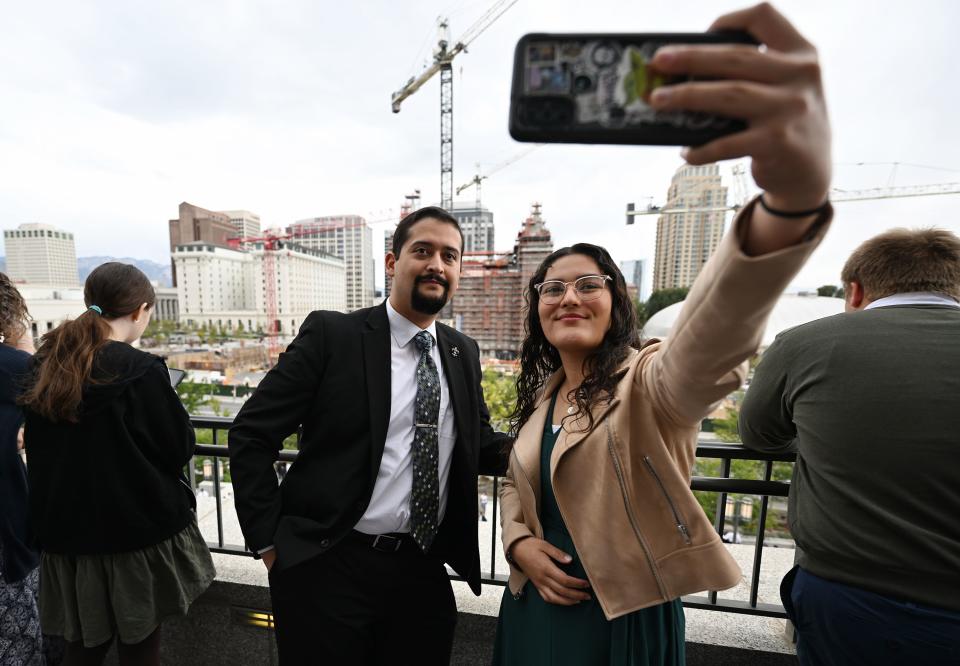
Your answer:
[415,275,449,288]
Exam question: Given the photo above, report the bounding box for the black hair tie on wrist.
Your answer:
[758,194,830,218]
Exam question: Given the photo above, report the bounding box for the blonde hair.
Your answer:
[841,228,960,301]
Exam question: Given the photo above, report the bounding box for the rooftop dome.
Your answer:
[643,294,845,349]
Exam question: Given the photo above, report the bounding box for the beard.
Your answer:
[410,275,450,315]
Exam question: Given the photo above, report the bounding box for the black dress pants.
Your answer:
[268,532,457,666]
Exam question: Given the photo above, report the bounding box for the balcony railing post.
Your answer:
[710,456,733,606]
[749,461,774,608]
[490,476,499,580]
[212,427,225,549]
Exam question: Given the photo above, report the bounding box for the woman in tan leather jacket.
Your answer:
[491,5,834,662]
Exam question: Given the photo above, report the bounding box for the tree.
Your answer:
[634,298,647,327]
[816,284,837,297]
[176,382,223,416]
[481,369,518,433]
[712,409,741,443]
[816,284,845,299]
[644,287,690,321]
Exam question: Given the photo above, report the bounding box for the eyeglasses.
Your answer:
[534,275,612,305]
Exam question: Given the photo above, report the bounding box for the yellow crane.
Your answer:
[391,0,520,210]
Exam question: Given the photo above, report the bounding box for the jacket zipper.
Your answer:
[643,456,692,545]
[605,423,668,598]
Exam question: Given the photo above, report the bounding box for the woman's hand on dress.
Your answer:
[511,537,592,605]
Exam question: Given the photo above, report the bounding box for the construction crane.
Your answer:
[228,232,292,358]
[456,145,544,208]
[625,164,960,223]
[391,0,519,210]
[226,212,404,358]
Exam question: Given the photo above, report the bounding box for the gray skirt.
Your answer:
[39,520,216,648]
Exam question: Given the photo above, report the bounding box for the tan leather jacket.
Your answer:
[499,201,831,619]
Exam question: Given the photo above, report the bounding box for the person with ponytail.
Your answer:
[20,262,214,666]
[0,272,47,665]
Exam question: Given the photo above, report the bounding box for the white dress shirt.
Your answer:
[865,291,960,310]
[353,300,458,535]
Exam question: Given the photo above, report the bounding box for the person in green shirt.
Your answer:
[740,227,960,666]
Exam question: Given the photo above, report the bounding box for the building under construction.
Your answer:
[447,203,553,359]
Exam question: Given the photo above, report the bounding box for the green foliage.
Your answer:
[711,410,741,443]
[644,287,690,321]
[177,382,223,416]
[816,284,837,297]
[142,318,178,343]
[634,298,647,327]
[692,455,793,537]
[481,368,518,433]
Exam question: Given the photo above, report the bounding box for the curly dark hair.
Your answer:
[0,272,30,345]
[509,243,640,442]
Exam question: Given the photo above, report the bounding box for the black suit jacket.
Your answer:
[229,303,509,593]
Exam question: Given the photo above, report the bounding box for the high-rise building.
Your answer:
[449,203,495,254]
[288,215,374,312]
[652,164,727,291]
[620,259,647,302]
[168,202,238,286]
[172,241,345,336]
[220,210,261,239]
[3,223,79,286]
[447,203,554,359]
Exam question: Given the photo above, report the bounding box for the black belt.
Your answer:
[349,530,417,553]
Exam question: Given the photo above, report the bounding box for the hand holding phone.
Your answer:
[648,3,831,213]
[510,4,830,215]
[510,31,758,147]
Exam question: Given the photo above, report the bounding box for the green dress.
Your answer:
[493,393,685,666]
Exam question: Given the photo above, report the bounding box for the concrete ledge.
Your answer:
[102,553,796,665]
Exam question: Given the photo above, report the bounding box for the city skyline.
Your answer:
[2,0,959,296]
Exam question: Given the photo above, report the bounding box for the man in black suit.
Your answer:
[229,206,509,665]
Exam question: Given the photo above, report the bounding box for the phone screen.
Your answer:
[168,368,186,387]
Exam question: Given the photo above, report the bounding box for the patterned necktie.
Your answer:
[411,330,440,552]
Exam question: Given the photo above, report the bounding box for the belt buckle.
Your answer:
[372,534,402,552]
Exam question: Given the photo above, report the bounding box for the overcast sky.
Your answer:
[2,0,958,293]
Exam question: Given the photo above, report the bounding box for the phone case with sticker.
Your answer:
[509,32,758,146]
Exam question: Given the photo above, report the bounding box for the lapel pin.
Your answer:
[451,346,460,357]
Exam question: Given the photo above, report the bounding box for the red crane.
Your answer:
[228,232,291,358]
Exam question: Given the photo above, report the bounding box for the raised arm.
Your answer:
[641,3,833,428]
[651,2,832,253]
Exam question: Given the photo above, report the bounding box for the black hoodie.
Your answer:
[24,341,196,555]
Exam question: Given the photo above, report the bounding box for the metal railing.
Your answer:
[188,416,794,618]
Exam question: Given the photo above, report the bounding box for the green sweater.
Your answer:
[739,304,960,612]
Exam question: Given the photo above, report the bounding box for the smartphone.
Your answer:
[168,367,187,388]
[509,32,758,146]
